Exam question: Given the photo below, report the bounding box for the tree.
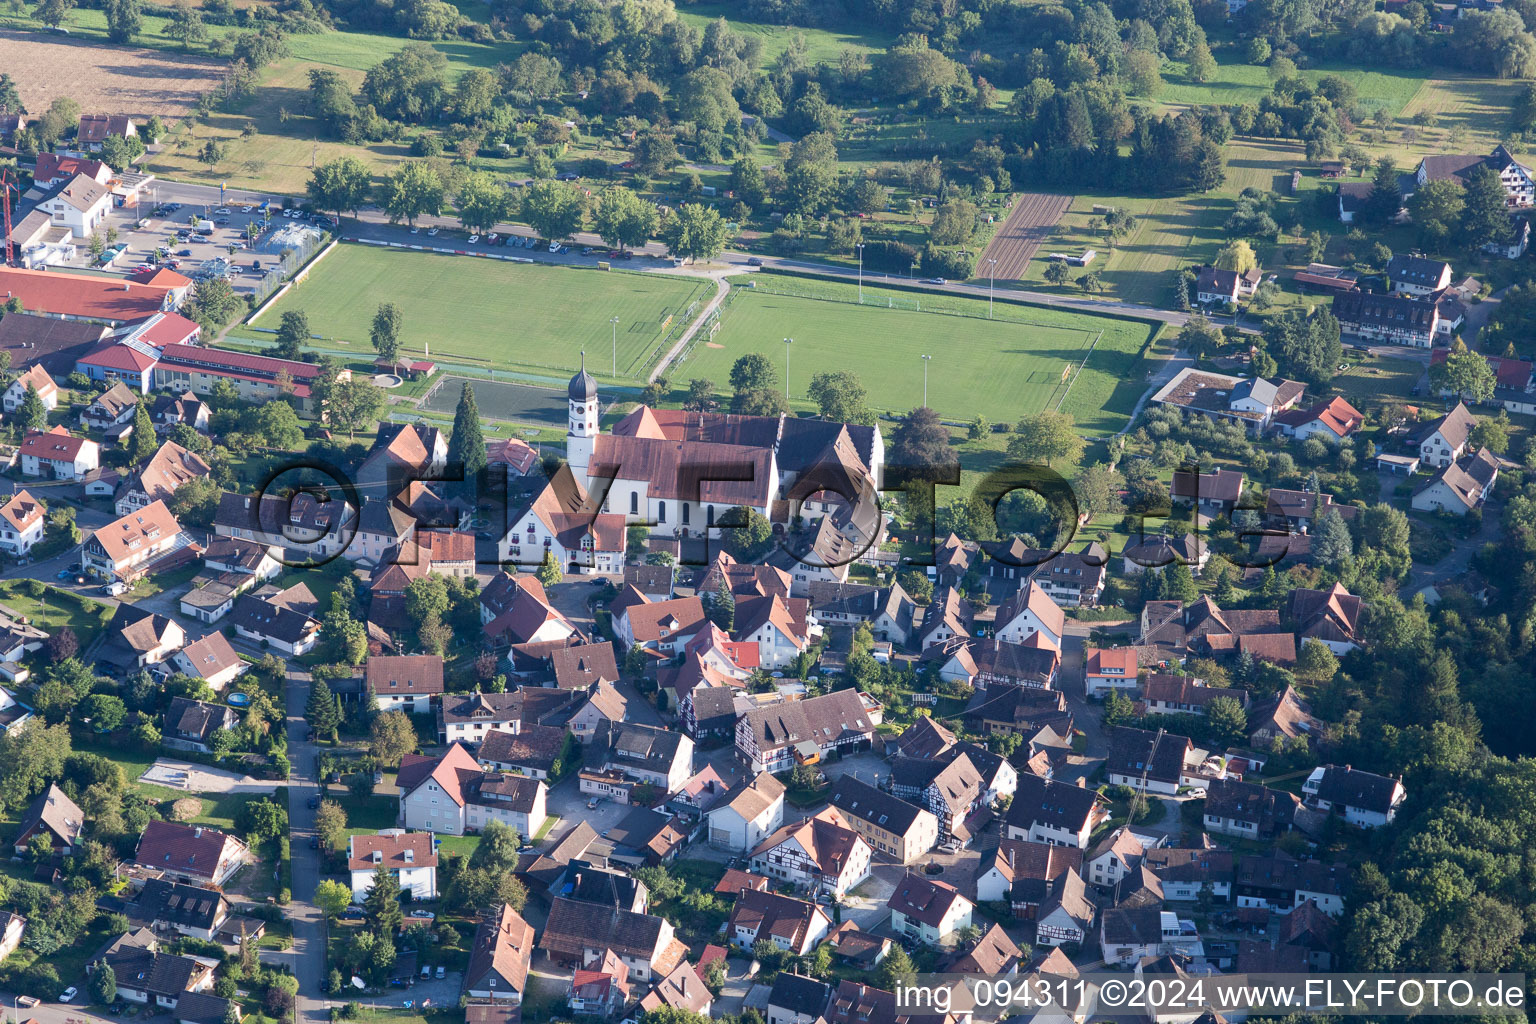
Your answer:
[807,371,867,423]
[371,303,403,369]
[185,277,241,331]
[1470,411,1511,453]
[1008,411,1084,467]
[1430,350,1498,403]
[104,0,142,41]
[90,962,116,1005]
[1205,695,1247,745]
[929,200,978,246]
[521,180,584,241]
[33,0,75,29]
[17,384,47,432]
[164,0,207,48]
[197,139,225,169]
[314,879,352,919]
[369,711,417,767]
[273,310,309,361]
[246,399,304,450]
[306,675,341,740]
[315,799,347,850]
[308,158,373,221]
[1407,179,1465,248]
[320,611,367,666]
[719,506,773,561]
[593,186,659,251]
[1361,156,1403,225]
[1044,261,1070,286]
[708,577,735,630]
[1264,306,1343,386]
[379,162,445,227]
[1461,163,1513,251]
[1295,638,1339,681]
[876,945,917,990]
[456,172,513,234]
[363,863,404,935]
[128,400,157,464]
[536,549,563,587]
[1311,508,1353,568]
[729,353,777,395]
[79,693,125,732]
[685,378,715,411]
[446,383,487,490]
[325,375,385,439]
[1214,239,1258,274]
[662,204,728,262]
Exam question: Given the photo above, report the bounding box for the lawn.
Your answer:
[674,1,895,64]
[672,275,1160,433]
[1155,57,1428,118]
[240,245,710,382]
[1333,354,1424,409]
[0,582,114,650]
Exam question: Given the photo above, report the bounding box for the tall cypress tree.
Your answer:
[305,674,341,741]
[129,399,157,464]
[447,382,487,496]
[18,383,46,431]
[363,863,403,935]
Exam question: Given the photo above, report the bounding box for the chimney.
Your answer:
[193,827,203,838]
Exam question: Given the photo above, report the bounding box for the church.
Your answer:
[498,359,886,573]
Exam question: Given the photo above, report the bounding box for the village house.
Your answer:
[993,581,1066,650]
[1085,647,1142,699]
[1123,532,1208,577]
[974,838,1082,915]
[614,594,708,657]
[476,723,569,779]
[705,772,787,852]
[500,466,625,574]
[150,390,211,434]
[228,590,320,657]
[13,782,85,855]
[1194,265,1261,306]
[828,775,939,863]
[100,603,186,671]
[567,949,632,1018]
[1151,368,1306,433]
[2,364,59,415]
[1331,290,1441,347]
[727,889,832,955]
[1411,146,1535,208]
[463,903,535,1005]
[40,173,113,238]
[1143,847,1234,902]
[83,380,140,435]
[735,687,876,774]
[0,489,47,557]
[365,655,444,715]
[1005,775,1108,849]
[765,973,831,1024]
[1084,828,1146,889]
[1106,727,1217,795]
[735,594,814,669]
[1035,869,1094,946]
[168,632,247,692]
[397,743,549,837]
[1413,447,1501,515]
[1235,855,1351,916]
[581,720,695,796]
[163,697,237,753]
[347,830,438,901]
[1275,396,1364,444]
[916,587,974,649]
[539,897,679,983]
[566,679,632,741]
[115,441,212,517]
[887,872,973,947]
[20,425,99,480]
[82,500,191,581]
[1203,778,1303,840]
[1303,765,1407,827]
[1385,253,1453,296]
[806,581,916,644]
[748,807,873,896]
[1141,674,1249,716]
[133,820,250,886]
[1170,469,1246,516]
[438,691,523,746]
[100,942,215,1010]
[134,879,231,941]
[1416,402,1478,468]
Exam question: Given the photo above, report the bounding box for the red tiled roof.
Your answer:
[20,424,93,462]
[129,268,192,290]
[35,153,109,182]
[0,267,172,322]
[347,831,438,872]
[396,742,479,806]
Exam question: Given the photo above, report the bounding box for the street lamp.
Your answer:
[987,258,998,319]
[783,338,793,400]
[921,354,932,408]
[610,316,620,377]
[856,243,865,303]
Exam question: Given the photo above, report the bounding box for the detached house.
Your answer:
[163,697,237,753]
[993,581,1065,650]
[1195,265,1261,306]
[1413,447,1501,515]
[3,364,58,414]
[41,173,112,238]
[1331,291,1440,348]
[347,830,438,901]
[500,466,625,574]
[1085,647,1141,699]
[1416,402,1477,468]
[135,879,231,941]
[14,782,85,855]
[706,772,787,852]
[1412,146,1535,208]
[1275,396,1364,444]
[1385,253,1453,296]
[1171,469,1245,516]
[365,655,444,714]
[82,500,191,581]
[133,820,250,887]
[116,441,212,517]
[20,425,99,480]
[748,807,872,896]
[1303,765,1406,827]
[828,775,939,863]
[615,595,707,656]
[1106,727,1207,796]
[727,890,832,955]
[735,594,813,669]
[0,489,47,557]
[1203,778,1302,840]
[1005,775,1108,849]
[464,903,535,1005]
[540,897,678,983]
[736,688,876,774]
[887,872,973,947]
[101,943,215,1010]
[397,743,549,838]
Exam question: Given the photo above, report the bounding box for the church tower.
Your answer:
[567,352,598,480]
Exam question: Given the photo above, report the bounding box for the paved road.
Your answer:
[280,662,330,1024]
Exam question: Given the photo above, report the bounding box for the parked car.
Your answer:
[746,257,763,266]
[60,988,78,1004]
[178,249,193,257]
[486,233,499,244]
[468,235,480,244]
[548,241,561,253]
[307,795,320,809]
[427,227,439,237]
[581,246,594,255]
[309,836,319,849]
[421,966,431,980]
[55,570,73,580]
[410,226,420,234]
[435,967,445,980]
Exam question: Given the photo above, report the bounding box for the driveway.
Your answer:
[544,774,630,837]
[139,758,278,794]
[819,749,888,786]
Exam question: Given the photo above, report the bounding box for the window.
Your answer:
[630,492,639,515]
[657,502,666,523]
[682,503,690,525]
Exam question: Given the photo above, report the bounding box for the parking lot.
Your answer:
[49,196,327,296]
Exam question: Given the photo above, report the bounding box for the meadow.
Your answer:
[1155,57,1429,118]
[672,276,1160,433]
[674,1,894,64]
[249,244,709,380]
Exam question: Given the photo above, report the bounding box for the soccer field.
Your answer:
[673,278,1160,434]
[258,245,709,380]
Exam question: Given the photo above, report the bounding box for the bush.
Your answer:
[919,244,975,279]
[861,238,919,273]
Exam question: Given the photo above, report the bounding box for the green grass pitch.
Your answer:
[672,277,1161,435]
[257,245,710,380]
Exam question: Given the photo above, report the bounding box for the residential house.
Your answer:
[348,830,438,901]
[1416,402,1477,468]
[1123,533,1208,577]
[637,959,713,1018]
[40,173,113,238]
[20,425,99,480]
[893,717,956,760]
[13,782,85,855]
[766,973,832,1024]
[539,897,679,982]
[82,380,140,432]
[1005,775,1108,849]
[1142,847,1233,902]
[1248,684,1321,747]
[163,697,237,754]
[614,595,708,657]
[915,587,974,650]
[1259,592,1339,662]
[888,872,973,947]
[82,500,190,581]
[828,775,940,863]
[705,772,787,851]
[567,949,632,1018]
[463,904,534,1004]
[1274,396,1364,443]
[133,820,250,886]
[135,879,230,941]
[476,724,569,779]
[77,113,138,148]
[169,632,247,692]
[365,655,444,715]
[1150,368,1305,433]
[1411,146,1535,207]
[806,581,916,644]
[1412,447,1501,515]
[1303,765,1406,827]
[1100,907,1199,967]
[735,688,876,774]
[115,441,212,517]
[101,944,214,1009]
[1385,253,1453,296]
[0,912,23,962]
[973,839,1082,916]
[212,491,355,561]
[1194,265,1261,306]
[438,692,522,745]
[1263,488,1359,534]
[921,752,985,847]
[99,603,185,671]
[1085,647,1142,699]
[150,391,210,434]
[924,637,1061,692]
[727,890,832,955]
[0,489,47,557]
[1084,828,1146,889]
[748,807,873,896]
[2,364,59,414]
[228,591,319,656]
[1234,855,1351,916]
[499,466,625,574]
[1170,469,1246,516]
[581,720,694,796]
[734,594,813,670]
[1331,291,1441,347]
[1023,542,1108,608]
[1106,727,1210,795]
[1035,869,1094,946]
[567,680,632,742]
[396,743,549,838]
[1140,675,1249,717]
[1202,778,1302,840]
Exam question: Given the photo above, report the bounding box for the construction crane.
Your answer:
[0,166,18,268]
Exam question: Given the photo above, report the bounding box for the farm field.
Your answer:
[981,192,1073,280]
[0,28,225,118]
[674,276,1160,433]
[250,244,709,380]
